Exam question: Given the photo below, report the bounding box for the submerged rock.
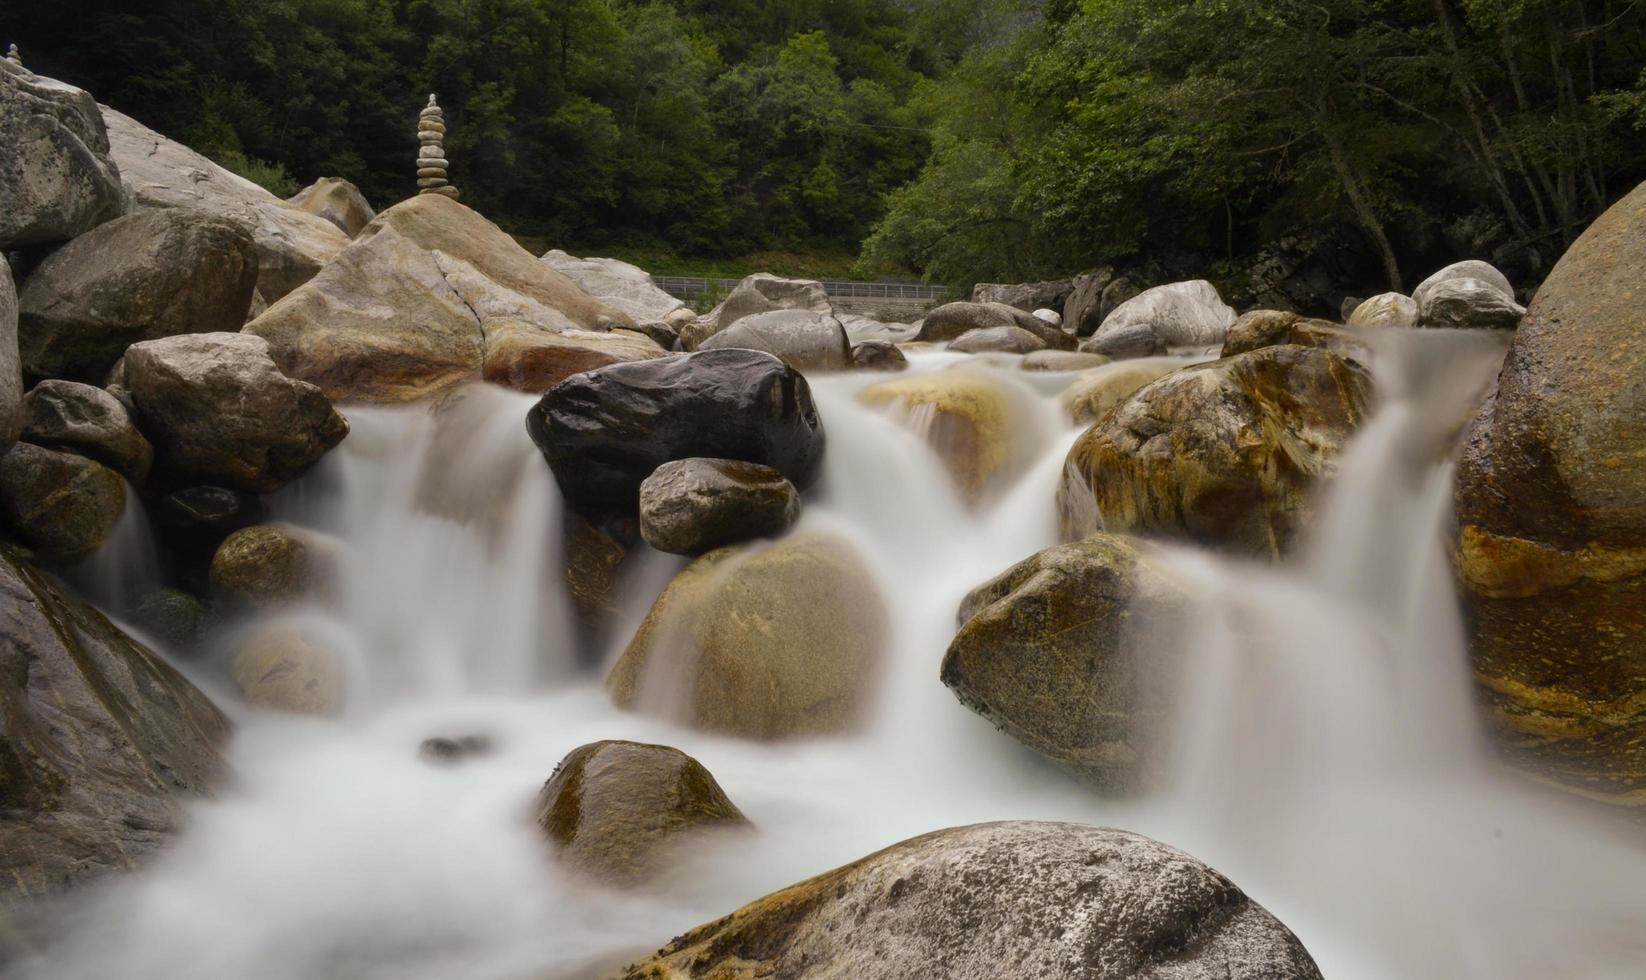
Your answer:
[120,332,348,493]
[698,309,852,372]
[607,533,887,740]
[230,622,343,715]
[944,535,1182,789]
[0,65,124,250]
[419,734,493,765]
[127,588,208,652]
[0,547,228,900]
[209,523,339,609]
[1082,280,1236,359]
[527,349,825,524]
[0,443,126,563]
[1058,359,1185,426]
[1454,180,1646,805]
[534,740,748,885]
[285,176,375,238]
[639,458,801,556]
[859,370,1017,504]
[22,380,153,483]
[1020,349,1110,372]
[1060,345,1371,557]
[16,209,259,382]
[617,821,1323,980]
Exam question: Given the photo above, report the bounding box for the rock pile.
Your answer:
[416,95,456,199]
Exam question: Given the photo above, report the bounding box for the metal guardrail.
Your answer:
[651,275,950,302]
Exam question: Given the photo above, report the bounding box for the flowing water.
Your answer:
[12,333,1646,979]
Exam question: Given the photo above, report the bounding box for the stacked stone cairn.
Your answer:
[6,44,22,67]
[417,95,457,199]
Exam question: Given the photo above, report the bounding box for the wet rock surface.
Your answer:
[0,443,126,563]
[22,380,153,483]
[638,458,800,556]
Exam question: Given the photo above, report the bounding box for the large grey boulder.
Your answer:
[1082,280,1236,358]
[119,333,348,493]
[22,380,153,483]
[0,64,124,250]
[698,308,852,372]
[971,279,1073,312]
[0,546,228,901]
[948,325,1047,355]
[0,262,20,454]
[919,301,1072,349]
[285,176,375,238]
[639,457,801,556]
[541,249,689,324]
[0,443,126,563]
[17,208,258,382]
[1417,277,1526,331]
[619,821,1323,980]
[102,105,348,301]
[706,273,831,333]
[1411,259,1514,309]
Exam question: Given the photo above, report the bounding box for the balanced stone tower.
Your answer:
[6,44,21,67]
[417,95,458,199]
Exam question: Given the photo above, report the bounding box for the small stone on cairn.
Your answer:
[417,94,458,200]
[5,44,22,66]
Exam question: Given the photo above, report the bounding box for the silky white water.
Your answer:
[11,337,1646,979]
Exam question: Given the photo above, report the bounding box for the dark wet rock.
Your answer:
[21,380,153,483]
[527,349,824,524]
[0,261,19,454]
[0,443,125,563]
[534,739,748,884]
[419,734,494,765]
[697,309,852,372]
[0,65,124,250]
[1060,345,1372,557]
[209,523,339,610]
[152,486,265,560]
[1061,268,1118,337]
[617,821,1323,980]
[561,511,631,644]
[0,546,228,901]
[16,209,258,382]
[948,325,1046,355]
[639,458,801,556]
[120,332,347,493]
[126,588,208,652]
[849,339,907,371]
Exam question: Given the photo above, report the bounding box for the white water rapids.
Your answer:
[11,334,1646,979]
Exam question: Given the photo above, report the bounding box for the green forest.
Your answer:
[14,0,1646,293]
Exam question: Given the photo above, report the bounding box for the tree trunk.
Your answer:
[1316,102,1403,292]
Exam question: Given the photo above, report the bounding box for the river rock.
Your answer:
[698,309,852,372]
[527,349,824,523]
[1454,179,1646,805]
[944,535,1183,789]
[119,333,348,493]
[0,443,126,563]
[246,194,635,402]
[1416,277,1526,331]
[0,65,124,250]
[22,380,153,483]
[127,588,208,652]
[1061,268,1117,337]
[918,301,1071,349]
[617,821,1323,980]
[1347,292,1418,328]
[482,325,666,393]
[607,533,888,740]
[0,262,19,453]
[17,209,259,382]
[534,740,749,884]
[152,486,265,561]
[1412,259,1514,308]
[209,523,339,609]
[1220,310,1365,359]
[859,371,1016,504]
[948,325,1047,355]
[1082,280,1236,359]
[971,279,1074,312]
[541,249,689,324]
[0,546,228,900]
[1060,345,1372,557]
[562,511,630,640]
[706,274,832,334]
[639,458,801,556]
[102,106,348,301]
[231,623,343,715]
[1058,359,1185,426]
[840,314,919,345]
[285,176,375,237]
[849,339,907,371]
[1021,349,1110,372]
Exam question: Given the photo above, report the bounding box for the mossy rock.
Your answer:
[0,442,125,563]
[858,370,1016,504]
[209,523,339,609]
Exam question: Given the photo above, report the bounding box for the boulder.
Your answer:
[705,273,831,334]
[840,314,919,345]
[948,325,1046,355]
[1033,308,1063,328]
[971,279,1074,312]
[16,209,258,382]
[245,194,635,402]
[231,622,342,715]
[209,523,339,609]
[119,333,348,493]
[607,533,888,740]
[618,821,1323,980]
[127,588,207,652]
[533,740,749,885]
[859,371,1017,504]
[0,443,126,563]
[0,262,19,453]
[849,340,907,371]
[21,380,153,482]
[1083,280,1236,359]
[284,176,375,237]
[1020,349,1109,372]
[527,349,825,524]
[697,309,852,372]
[103,105,348,301]
[1061,268,1117,337]
[1416,277,1526,331]
[944,535,1183,788]
[1058,359,1184,426]
[1220,310,1366,359]
[481,325,666,393]
[1060,346,1372,557]
[541,249,688,324]
[918,301,1071,349]
[632,319,679,350]
[1347,292,1418,329]
[0,546,227,900]
[0,65,124,250]
[1412,259,1514,309]
[1454,180,1646,804]
[639,458,801,556]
